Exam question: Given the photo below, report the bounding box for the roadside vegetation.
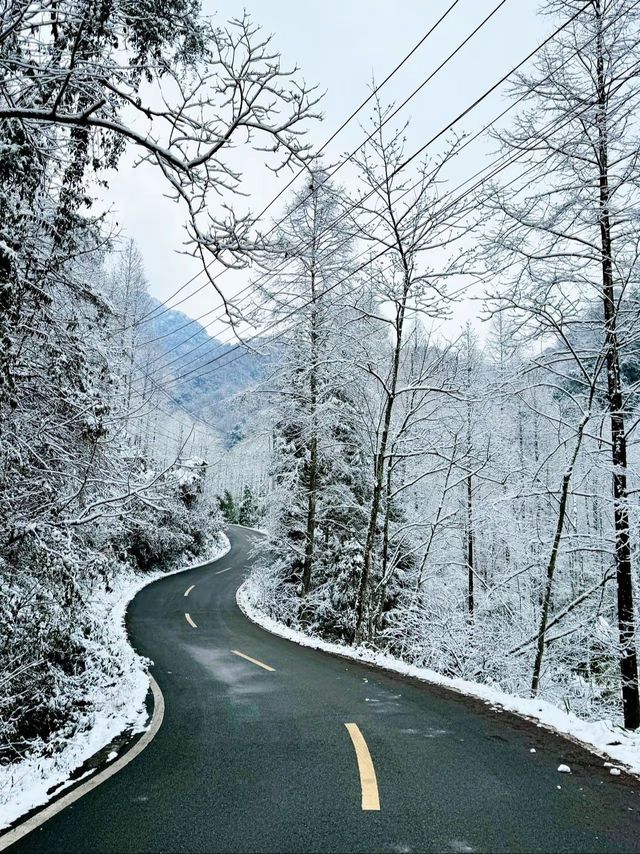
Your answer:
[0,0,315,780]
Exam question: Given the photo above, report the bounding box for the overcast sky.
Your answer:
[101,0,546,342]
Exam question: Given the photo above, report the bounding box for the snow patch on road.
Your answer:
[237,577,640,778]
[0,532,230,832]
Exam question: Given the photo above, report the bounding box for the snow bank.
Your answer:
[231,523,269,535]
[0,532,230,831]
[237,577,640,777]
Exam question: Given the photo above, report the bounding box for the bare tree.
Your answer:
[481,0,640,726]
[346,98,468,644]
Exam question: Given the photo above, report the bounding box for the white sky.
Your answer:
[101,0,546,342]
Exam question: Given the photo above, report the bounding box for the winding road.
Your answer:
[7,526,640,853]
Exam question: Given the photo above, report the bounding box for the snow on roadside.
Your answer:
[237,576,640,778]
[0,532,230,831]
[230,523,269,535]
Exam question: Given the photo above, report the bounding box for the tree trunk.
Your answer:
[370,462,394,638]
[302,434,317,595]
[531,417,587,696]
[354,418,390,642]
[595,4,640,729]
[301,262,319,595]
[354,287,407,644]
[466,471,474,619]
[465,356,475,619]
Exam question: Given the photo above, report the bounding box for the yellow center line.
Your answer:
[345,723,380,811]
[231,649,275,672]
[184,612,197,628]
[184,585,195,597]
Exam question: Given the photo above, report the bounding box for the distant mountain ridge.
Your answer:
[144,299,267,442]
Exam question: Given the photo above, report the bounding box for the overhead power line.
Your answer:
[146,0,600,390]
[140,0,608,382]
[130,0,504,334]
[140,0,637,434]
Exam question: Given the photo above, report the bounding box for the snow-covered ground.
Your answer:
[0,532,230,831]
[237,577,640,778]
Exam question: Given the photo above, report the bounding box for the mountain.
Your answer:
[143,300,268,444]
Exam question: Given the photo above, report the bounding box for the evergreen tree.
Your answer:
[218,490,239,524]
[238,486,261,527]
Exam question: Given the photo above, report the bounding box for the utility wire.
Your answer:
[141,0,629,428]
[148,1,598,390]
[145,79,566,381]
[131,0,504,334]
[139,0,599,377]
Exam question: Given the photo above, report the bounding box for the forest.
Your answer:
[2,0,640,828]
[245,0,640,733]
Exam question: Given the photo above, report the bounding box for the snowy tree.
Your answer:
[0,0,318,765]
[346,99,468,644]
[238,486,261,527]
[481,0,640,727]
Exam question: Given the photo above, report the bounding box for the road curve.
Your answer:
[7,526,640,853]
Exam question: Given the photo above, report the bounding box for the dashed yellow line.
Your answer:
[184,612,197,628]
[184,585,195,597]
[231,649,275,672]
[345,723,380,811]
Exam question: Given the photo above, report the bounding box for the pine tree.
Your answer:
[238,486,260,527]
[218,490,239,524]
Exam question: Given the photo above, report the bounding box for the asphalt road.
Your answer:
[8,525,640,853]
